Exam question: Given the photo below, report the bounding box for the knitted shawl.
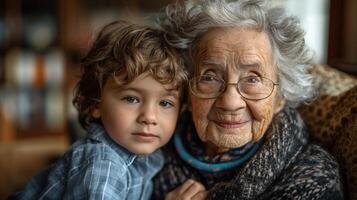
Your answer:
[152,106,344,199]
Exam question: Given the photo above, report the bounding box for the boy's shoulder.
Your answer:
[65,138,125,165]
[66,122,164,166]
[64,127,133,169]
[10,128,132,199]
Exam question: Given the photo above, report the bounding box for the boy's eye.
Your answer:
[121,96,139,104]
[199,74,220,83]
[159,100,174,108]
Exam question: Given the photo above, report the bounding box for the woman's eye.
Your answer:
[159,100,174,108]
[246,76,261,84]
[121,96,139,104]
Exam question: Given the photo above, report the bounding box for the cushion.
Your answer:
[298,64,357,199]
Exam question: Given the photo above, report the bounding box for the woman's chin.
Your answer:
[207,132,253,151]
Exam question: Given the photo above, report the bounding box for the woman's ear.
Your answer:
[273,93,286,114]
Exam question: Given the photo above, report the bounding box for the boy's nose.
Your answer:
[137,105,158,125]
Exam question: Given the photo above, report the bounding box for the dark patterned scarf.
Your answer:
[209,106,309,199]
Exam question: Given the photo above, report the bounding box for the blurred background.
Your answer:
[0,0,355,198]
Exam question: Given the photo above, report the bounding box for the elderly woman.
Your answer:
[151,0,343,199]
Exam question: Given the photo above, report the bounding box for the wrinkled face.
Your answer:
[189,27,285,154]
[93,72,180,155]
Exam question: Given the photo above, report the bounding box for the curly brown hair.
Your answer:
[73,20,187,129]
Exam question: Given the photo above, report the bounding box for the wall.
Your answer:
[273,0,331,64]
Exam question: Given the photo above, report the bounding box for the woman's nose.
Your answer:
[215,84,246,111]
[137,104,158,125]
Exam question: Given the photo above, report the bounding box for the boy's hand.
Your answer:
[165,179,208,200]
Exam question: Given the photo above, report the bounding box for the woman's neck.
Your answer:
[205,141,229,157]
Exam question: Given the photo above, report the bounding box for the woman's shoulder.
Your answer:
[298,143,339,167]
[298,144,341,178]
[266,143,344,199]
[292,143,341,183]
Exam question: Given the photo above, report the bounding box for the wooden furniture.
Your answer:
[328,0,357,75]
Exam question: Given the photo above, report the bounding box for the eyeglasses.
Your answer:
[189,74,278,100]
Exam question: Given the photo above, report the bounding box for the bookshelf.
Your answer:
[0,0,68,142]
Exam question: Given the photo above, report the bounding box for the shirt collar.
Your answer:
[87,123,137,165]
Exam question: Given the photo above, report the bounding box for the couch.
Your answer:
[298,64,357,200]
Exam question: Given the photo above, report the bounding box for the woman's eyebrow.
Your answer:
[237,57,264,70]
[239,63,261,69]
[238,55,264,65]
[201,59,225,67]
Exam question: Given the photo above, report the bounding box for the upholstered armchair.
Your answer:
[298,64,357,200]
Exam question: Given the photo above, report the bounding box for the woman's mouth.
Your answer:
[213,120,249,128]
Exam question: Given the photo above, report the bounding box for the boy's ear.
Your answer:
[91,107,101,118]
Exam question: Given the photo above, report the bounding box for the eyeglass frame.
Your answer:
[189,74,279,100]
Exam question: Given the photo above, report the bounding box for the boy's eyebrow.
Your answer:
[113,86,180,99]
[164,89,180,99]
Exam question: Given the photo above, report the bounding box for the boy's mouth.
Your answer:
[132,132,159,142]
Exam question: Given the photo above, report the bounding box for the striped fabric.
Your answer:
[10,123,163,200]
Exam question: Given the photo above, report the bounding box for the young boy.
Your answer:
[9,20,187,199]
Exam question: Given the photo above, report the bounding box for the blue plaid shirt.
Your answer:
[10,123,164,200]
